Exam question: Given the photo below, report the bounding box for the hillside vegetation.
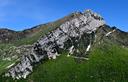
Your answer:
[1,44,128,82]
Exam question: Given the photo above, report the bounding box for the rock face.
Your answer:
[5,10,105,79]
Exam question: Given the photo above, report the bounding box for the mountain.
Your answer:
[0,10,128,82]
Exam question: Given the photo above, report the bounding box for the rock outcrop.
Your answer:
[4,10,105,79]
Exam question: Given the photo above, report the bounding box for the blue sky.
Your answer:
[0,0,128,31]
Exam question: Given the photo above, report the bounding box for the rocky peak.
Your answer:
[4,10,105,79]
[84,9,104,20]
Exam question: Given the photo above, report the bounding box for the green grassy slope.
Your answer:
[1,44,128,82]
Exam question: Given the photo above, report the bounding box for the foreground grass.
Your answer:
[1,45,128,82]
[0,60,16,75]
[88,45,128,82]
